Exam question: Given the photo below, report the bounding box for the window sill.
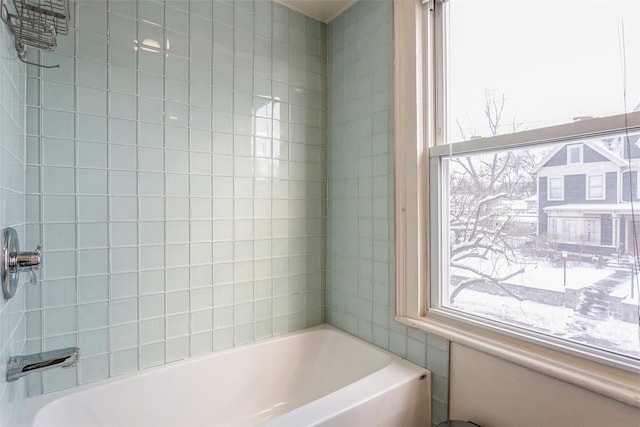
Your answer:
[395,313,640,409]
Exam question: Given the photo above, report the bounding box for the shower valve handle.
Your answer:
[2,227,42,299]
[11,245,42,272]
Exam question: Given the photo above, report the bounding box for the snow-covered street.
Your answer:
[449,255,640,359]
[452,287,640,358]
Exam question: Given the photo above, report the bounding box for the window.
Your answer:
[583,218,599,244]
[568,144,583,164]
[435,0,640,368]
[548,177,563,201]
[587,175,605,200]
[395,0,640,406]
[561,218,577,242]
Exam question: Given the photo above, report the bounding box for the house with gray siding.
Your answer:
[534,136,640,256]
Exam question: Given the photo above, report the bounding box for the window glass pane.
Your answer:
[444,1,640,143]
[568,146,582,164]
[588,175,604,199]
[548,177,562,200]
[561,219,578,241]
[441,131,640,362]
[584,218,599,243]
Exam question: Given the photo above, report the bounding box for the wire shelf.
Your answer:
[0,0,68,67]
[4,8,56,52]
[13,0,69,36]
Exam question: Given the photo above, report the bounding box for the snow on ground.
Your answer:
[451,253,640,358]
[453,289,640,358]
[612,281,640,304]
[513,261,615,291]
[452,256,615,292]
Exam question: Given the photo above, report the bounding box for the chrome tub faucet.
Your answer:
[6,347,80,382]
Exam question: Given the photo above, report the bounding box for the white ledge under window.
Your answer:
[393,0,640,409]
[395,314,640,408]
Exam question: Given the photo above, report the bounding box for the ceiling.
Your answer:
[274,0,358,23]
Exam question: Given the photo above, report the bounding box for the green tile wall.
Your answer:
[14,1,448,424]
[0,9,27,425]
[326,1,449,425]
[25,0,326,395]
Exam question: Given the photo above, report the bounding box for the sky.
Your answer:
[446,0,640,142]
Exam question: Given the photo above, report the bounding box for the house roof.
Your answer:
[600,132,640,159]
[533,139,627,174]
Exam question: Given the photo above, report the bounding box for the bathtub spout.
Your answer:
[6,347,80,382]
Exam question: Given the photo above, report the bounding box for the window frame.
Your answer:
[583,217,600,244]
[393,0,640,408]
[561,218,578,242]
[586,174,606,200]
[568,144,583,164]
[547,176,564,201]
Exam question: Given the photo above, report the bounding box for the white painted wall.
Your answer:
[449,343,640,427]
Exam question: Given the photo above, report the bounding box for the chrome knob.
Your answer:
[12,245,42,272]
[2,228,42,300]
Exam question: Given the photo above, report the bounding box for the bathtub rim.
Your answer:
[18,323,424,426]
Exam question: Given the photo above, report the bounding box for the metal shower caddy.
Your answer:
[1,0,70,68]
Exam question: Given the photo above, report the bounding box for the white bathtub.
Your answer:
[20,324,431,426]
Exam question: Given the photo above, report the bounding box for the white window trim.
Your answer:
[586,174,606,201]
[393,0,640,408]
[583,217,600,244]
[568,143,583,164]
[547,176,564,201]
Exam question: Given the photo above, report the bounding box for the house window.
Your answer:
[548,177,563,201]
[568,144,583,164]
[395,0,640,402]
[583,218,599,244]
[561,218,577,241]
[587,175,605,200]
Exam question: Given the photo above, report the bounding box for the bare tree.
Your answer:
[448,92,534,303]
[483,91,505,136]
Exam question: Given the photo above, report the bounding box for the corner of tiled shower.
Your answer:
[0,8,28,426]
[0,1,449,426]
[326,1,449,424]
